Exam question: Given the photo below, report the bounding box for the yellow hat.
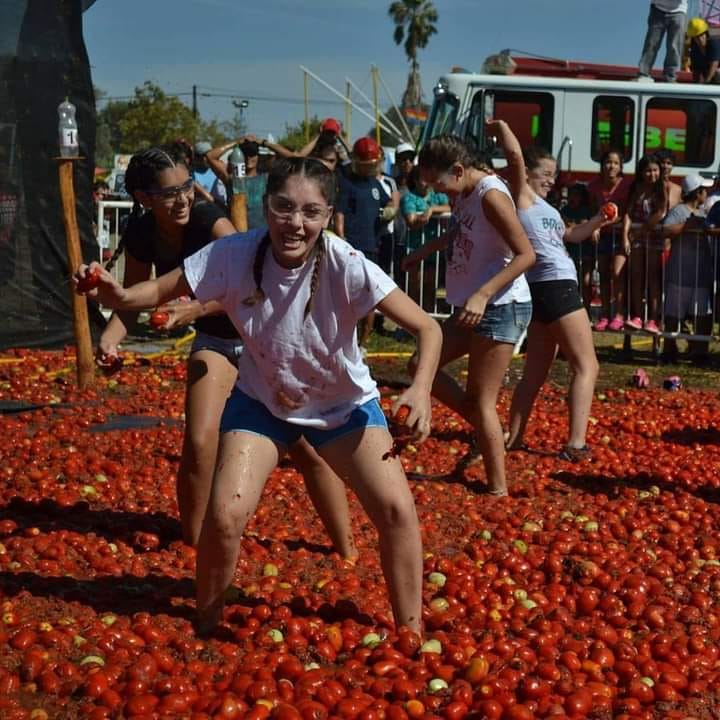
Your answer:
[687,17,709,39]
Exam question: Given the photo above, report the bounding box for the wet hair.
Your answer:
[522,146,555,171]
[243,157,335,318]
[600,149,624,175]
[418,134,494,174]
[627,154,664,207]
[105,148,186,271]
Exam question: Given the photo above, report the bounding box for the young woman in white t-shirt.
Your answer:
[76,157,442,636]
[490,120,605,461]
[402,135,536,496]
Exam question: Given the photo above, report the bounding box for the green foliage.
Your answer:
[388,0,438,69]
[117,81,200,151]
[94,81,233,160]
[278,116,324,152]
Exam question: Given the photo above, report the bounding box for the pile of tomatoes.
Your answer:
[1,348,720,719]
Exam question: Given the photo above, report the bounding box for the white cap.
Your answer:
[682,174,713,195]
[396,142,415,157]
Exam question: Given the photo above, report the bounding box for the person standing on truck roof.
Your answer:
[636,0,688,83]
[687,16,720,83]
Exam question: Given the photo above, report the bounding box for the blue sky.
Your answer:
[83,0,695,143]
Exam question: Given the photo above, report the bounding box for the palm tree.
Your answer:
[388,0,438,110]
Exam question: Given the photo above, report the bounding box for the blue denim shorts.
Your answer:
[190,331,244,364]
[467,301,532,344]
[220,387,388,449]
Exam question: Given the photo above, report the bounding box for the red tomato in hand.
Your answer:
[395,405,411,424]
[149,311,170,330]
[76,266,102,294]
[600,202,618,222]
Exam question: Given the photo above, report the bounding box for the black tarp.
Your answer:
[0,0,105,350]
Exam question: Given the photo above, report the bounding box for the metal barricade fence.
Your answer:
[92,204,719,351]
[575,223,718,346]
[391,213,453,320]
[392,216,719,351]
[96,200,133,282]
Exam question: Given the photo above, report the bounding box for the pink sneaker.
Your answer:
[608,316,625,332]
[625,317,643,331]
[594,317,609,332]
[644,319,660,334]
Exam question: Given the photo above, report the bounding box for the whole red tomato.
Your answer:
[76,266,102,294]
[600,202,618,222]
[149,311,170,330]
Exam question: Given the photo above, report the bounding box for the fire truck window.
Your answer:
[423,93,459,142]
[488,91,554,155]
[592,96,634,162]
[644,98,716,167]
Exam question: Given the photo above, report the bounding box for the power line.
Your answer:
[96,89,373,108]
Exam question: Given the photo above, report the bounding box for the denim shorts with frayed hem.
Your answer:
[455,301,532,345]
[220,388,388,449]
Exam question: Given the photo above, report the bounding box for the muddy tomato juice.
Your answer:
[0,348,719,717]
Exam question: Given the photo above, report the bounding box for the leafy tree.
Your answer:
[117,81,202,151]
[95,88,130,167]
[278,116,324,152]
[388,0,438,109]
[94,81,234,159]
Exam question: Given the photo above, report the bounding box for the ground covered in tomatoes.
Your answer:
[1,347,720,719]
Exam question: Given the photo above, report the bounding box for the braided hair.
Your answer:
[104,148,184,271]
[242,157,335,319]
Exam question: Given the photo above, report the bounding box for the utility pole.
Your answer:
[372,65,380,147]
[232,99,249,134]
[192,84,198,118]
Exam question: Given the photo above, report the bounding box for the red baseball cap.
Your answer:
[321,118,342,135]
[353,136,381,163]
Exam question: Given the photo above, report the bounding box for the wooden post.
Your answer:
[57,158,94,389]
[230,191,248,232]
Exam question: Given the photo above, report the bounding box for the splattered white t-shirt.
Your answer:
[183,230,396,428]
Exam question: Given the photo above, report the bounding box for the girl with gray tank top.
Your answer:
[489,120,609,462]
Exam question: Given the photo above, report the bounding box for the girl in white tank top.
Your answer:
[402,134,536,496]
[490,120,608,462]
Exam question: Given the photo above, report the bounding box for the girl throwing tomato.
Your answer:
[77,157,442,635]
[97,149,357,560]
[489,120,605,460]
